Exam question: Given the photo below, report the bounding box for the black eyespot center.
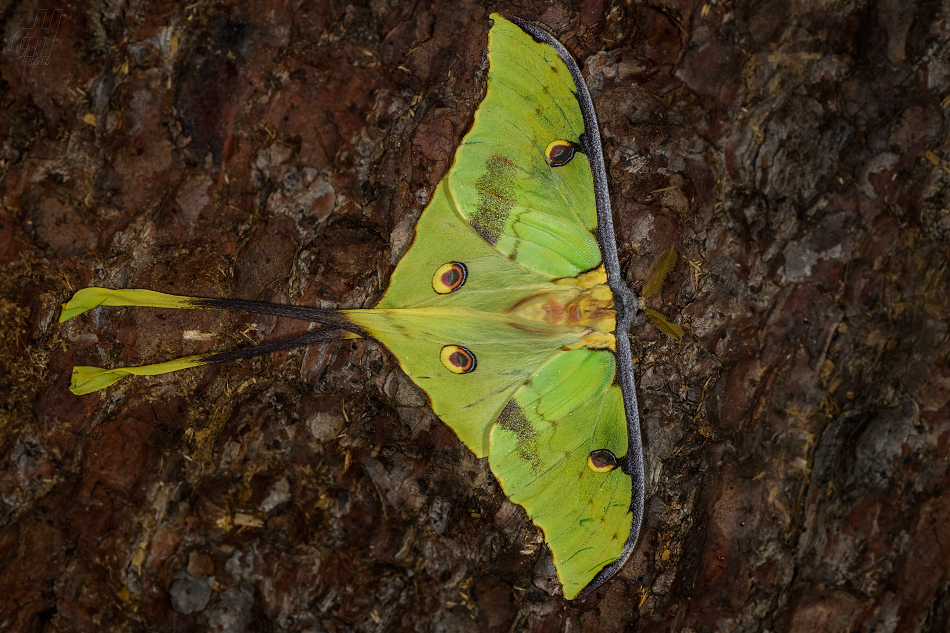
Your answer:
[442,267,461,287]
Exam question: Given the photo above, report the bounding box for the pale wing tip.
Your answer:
[59,287,111,322]
[69,366,126,395]
[570,525,641,600]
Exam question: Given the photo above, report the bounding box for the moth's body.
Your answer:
[360,267,616,346]
[59,15,647,600]
[508,267,617,347]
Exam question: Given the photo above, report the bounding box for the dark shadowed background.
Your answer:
[2,0,949,631]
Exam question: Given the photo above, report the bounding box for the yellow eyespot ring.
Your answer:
[432,262,468,294]
[587,449,619,473]
[545,140,576,167]
[440,345,476,374]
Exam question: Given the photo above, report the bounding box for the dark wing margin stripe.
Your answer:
[577,335,644,598]
[501,14,645,600]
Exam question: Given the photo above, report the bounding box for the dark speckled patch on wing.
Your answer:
[497,399,541,473]
[470,155,517,244]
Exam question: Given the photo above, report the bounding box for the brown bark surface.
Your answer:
[2,0,949,631]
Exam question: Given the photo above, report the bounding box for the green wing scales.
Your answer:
[349,14,645,599]
[489,351,634,600]
[57,13,648,600]
[343,307,589,458]
[373,178,558,313]
[449,17,601,278]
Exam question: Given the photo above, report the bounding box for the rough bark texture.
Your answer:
[2,0,949,631]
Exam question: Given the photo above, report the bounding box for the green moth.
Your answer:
[60,14,647,600]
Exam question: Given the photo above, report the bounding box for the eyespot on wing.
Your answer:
[432,262,468,294]
[440,345,477,374]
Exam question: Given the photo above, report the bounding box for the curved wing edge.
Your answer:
[496,13,646,600]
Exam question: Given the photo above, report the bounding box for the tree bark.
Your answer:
[1,0,948,631]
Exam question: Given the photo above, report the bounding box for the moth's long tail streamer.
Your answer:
[59,288,360,395]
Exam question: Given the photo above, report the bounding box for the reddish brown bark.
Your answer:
[2,0,948,631]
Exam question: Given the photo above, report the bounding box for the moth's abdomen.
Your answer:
[505,266,617,350]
